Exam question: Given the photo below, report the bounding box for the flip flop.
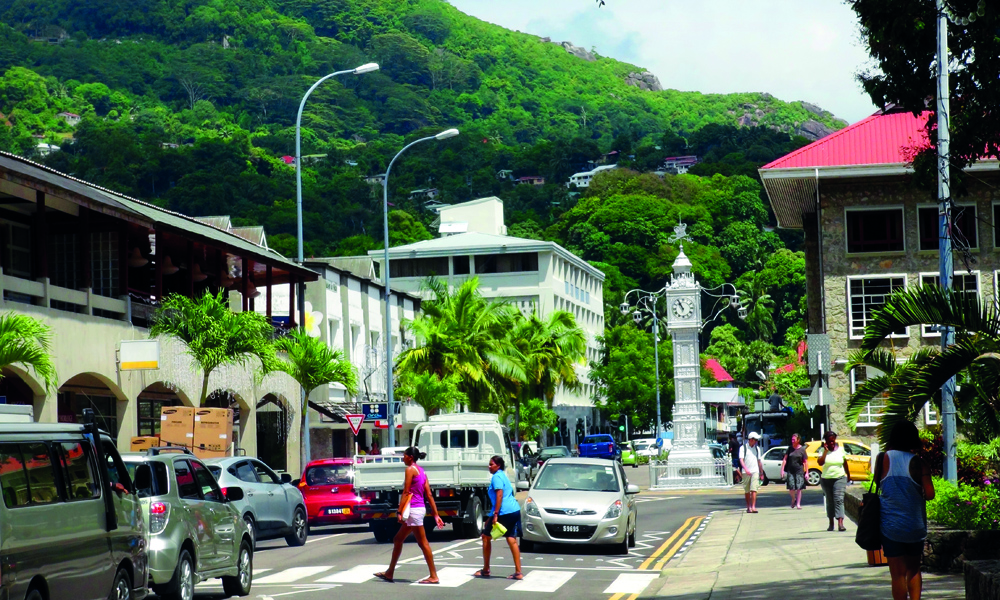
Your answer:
[507,572,524,580]
[474,569,491,578]
[417,578,440,584]
[374,572,394,583]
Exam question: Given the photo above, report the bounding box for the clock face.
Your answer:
[672,297,695,319]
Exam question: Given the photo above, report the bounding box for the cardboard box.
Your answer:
[159,406,196,448]
[193,447,229,460]
[130,436,159,452]
[193,408,233,455]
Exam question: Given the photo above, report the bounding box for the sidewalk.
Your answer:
[640,503,964,599]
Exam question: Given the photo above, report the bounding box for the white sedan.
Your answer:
[760,445,788,484]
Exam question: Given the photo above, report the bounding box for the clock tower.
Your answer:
[653,225,728,489]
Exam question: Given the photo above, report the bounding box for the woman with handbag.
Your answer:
[880,422,935,600]
[818,430,851,531]
[474,455,524,580]
[374,447,445,584]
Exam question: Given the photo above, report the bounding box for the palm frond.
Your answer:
[0,312,57,392]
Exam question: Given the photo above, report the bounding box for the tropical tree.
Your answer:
[738,270,777,342]
[273,329,358,469]
[395,371,466,417]
[508,310,587,440]
[845,285,1000,444]
[517,397,559,442]
[151,291,276,405]
[397,278,524,412]
[0,312,58,392]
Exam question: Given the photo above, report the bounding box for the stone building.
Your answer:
[759,109,1000,438]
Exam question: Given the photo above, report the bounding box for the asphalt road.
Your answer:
[181,477,831,600]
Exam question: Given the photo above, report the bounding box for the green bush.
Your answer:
[926,477,1000,530]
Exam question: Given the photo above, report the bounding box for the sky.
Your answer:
[449,0,879,124]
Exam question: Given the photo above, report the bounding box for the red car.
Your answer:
[296,458,367,526]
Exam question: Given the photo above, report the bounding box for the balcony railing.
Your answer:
[1,268,128,319]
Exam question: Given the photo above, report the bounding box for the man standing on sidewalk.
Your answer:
[739,432,764,513]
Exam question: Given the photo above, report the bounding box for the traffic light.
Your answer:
[575,419,585,440]
[617,414,627,432]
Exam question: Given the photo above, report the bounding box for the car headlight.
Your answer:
[604,500,623,519]
[525,497,540,517]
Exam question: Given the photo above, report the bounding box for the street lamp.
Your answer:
[383,128,460,448]
[294,63,378,464]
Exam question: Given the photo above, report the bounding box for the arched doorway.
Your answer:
[0,368,39,409]
[256,394,289,472]
[58,373,126,436]
[136,382,189,438]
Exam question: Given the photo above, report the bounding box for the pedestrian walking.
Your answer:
[780,433,807,509]
[739,432,764,512]
[474,455,524,580]
[374,447,445,584]
[879,421,935,600]
[728,433,742,484]
[818,431,851,531]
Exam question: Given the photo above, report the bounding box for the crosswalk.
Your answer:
[201,566,658,593]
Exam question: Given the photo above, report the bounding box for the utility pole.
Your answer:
[936,0,957,483]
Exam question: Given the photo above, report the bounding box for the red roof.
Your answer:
[761,110,931,170]
[703,358,733,382]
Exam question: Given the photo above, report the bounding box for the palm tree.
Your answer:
[509,310,587,441]
[274,329,358,470]
[397,277,525,413]
[846,285,1000,443]
[738,271,776,341]
[151,291,277,405]
[395,371,466,417]
[0,312,57,392]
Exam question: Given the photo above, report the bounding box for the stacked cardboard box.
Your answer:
[159,407,196,448]
[130,436,159,452]
[193,408,233,459]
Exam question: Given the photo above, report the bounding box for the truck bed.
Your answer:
[353,451,495,491]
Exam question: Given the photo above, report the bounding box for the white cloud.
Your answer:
[449,0,879,123]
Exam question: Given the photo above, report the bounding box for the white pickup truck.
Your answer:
[354,413,517,542]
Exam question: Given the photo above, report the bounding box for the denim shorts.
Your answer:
[882,536,924,558]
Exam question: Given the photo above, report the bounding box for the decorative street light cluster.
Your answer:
[293,63,461,455]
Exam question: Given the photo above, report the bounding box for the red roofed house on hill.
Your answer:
[759,108,1000,439]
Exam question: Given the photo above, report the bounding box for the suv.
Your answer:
[0,416,149,600]
[123,448,253,600]
[205,457,308,548]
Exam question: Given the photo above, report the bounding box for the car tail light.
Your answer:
[150,501,170,534]
[435,488,455,498]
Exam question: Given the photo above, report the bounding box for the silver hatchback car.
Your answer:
[205,457,308,548]
[518,457,639,554]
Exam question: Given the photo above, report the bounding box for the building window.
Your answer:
[850,366,886,427]
[0,220,32,278]
[846,208,905,253]
[919,205,978,251]
[474,252,538,274]
[453,256,471,275]
[91,232,119,298]
[919,272,979,336]
[49,233,79,290]
[848,276,907,339]
[389,257,448,278]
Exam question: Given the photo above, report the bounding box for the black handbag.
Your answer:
[855,452,884,551]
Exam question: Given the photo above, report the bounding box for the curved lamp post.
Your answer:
[384,128,460,448]
[294,62,378,464]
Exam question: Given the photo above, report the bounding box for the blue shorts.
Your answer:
[482,511,521,539]
[881,536,924,558]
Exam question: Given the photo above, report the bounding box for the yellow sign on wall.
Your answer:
[120,340,160,370]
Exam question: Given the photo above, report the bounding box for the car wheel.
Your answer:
[614,536,629,555]
[161,549,194,600]
[243,514,256,549]
[285,507,308,546]
[110,566,132,600]
[628,522,636,548]
[806,469,822,487]
[460,497,483,539]
[25,590,44,600]
[222,538,253,597]
[371,520,400,543]
[519,536,534,552]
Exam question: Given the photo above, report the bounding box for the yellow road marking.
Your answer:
[609,515,708,600]
[652,516,704,570]
[636,515,698,570]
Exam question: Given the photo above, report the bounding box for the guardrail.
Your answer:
[648,455,732,490]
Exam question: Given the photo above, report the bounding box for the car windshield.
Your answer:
[538,448,569,459]
[535,463,620,492]
[305,464,353,486]
[582,436,611,444]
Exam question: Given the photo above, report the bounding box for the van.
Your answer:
[0,410,148,600]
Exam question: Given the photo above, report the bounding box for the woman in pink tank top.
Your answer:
[375,447,444,584]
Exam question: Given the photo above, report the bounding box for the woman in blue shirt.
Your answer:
[474,455,524,580]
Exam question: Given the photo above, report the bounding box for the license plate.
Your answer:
[326,508,350,515]
[562,525,579,532]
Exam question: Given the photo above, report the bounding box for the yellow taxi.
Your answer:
[803,439,872,486]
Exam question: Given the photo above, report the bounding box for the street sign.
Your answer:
[361,402,400,422]
[374,420,402,429]
[346,414,364,436]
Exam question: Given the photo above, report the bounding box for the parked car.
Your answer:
[294,458,367,528]
[531,445,571,479]
[578,434,621,461]
[760,445,788,484]
[205,457,309,547]
[0,417,149,600]
[634,439,661,458]
[122,448,254,600]
[619,441,638,467]
[707,443,728,460]
[803,439,872,486]
[517,457,639,554]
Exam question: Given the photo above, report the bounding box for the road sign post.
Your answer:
[346,414,364,437]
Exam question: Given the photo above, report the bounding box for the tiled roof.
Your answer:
[703,358,734,382]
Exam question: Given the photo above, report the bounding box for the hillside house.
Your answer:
[409,188,439,201]
[567,164,617,188]
[57,112,81,127]
[759,108,1000,437]
[662,155,699,175]
[515,176,545,186]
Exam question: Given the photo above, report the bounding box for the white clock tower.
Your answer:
[653,225,728,489]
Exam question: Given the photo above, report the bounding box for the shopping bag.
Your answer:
[491,522,507,539]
